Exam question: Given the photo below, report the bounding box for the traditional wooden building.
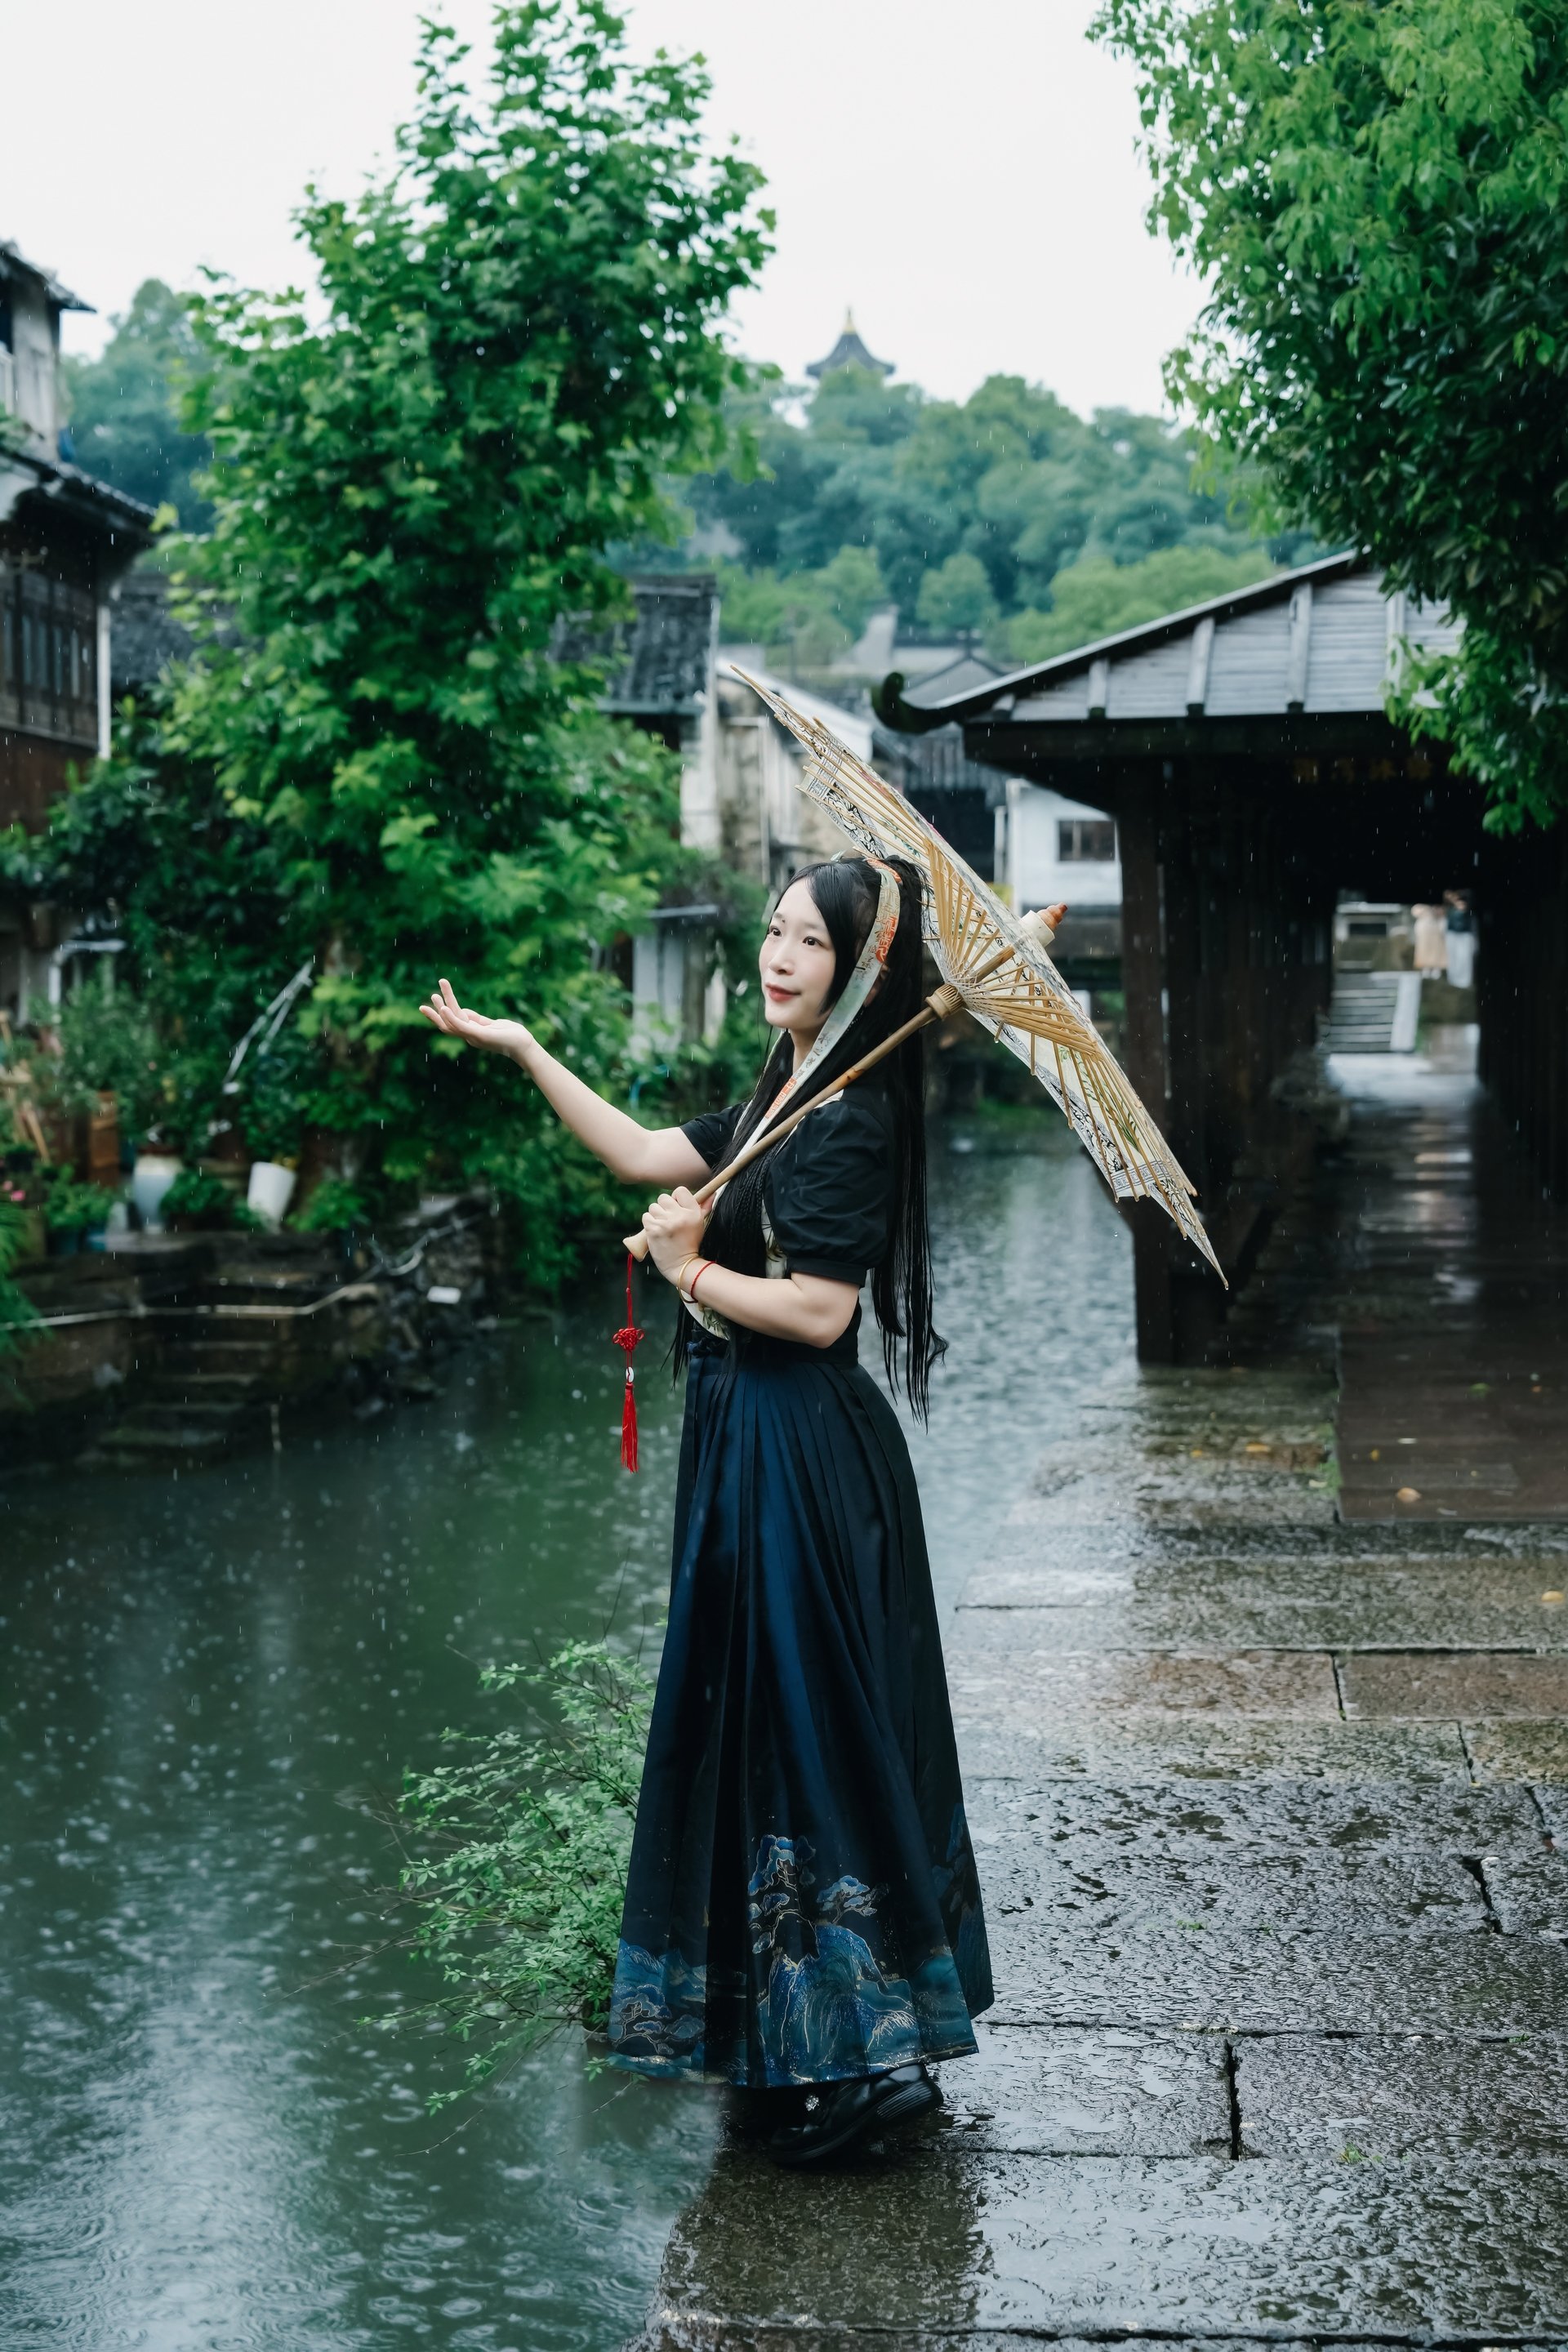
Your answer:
[1,243,153,821]
[883,554,1484,1361]
[2,241,153,1017]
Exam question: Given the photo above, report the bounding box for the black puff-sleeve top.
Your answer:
[680,1084,897,1290]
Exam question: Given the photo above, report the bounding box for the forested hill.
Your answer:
[685,365,1316,671]
[64,284,1313,675]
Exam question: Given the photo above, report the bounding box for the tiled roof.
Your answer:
[556,574,717,715]
[109,568,194,693]
[0,238,91,312]
[883,554,1461,733]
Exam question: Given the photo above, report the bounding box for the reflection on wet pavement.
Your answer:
[648,1044,1568,2348]
[1252,1032,1568,1519]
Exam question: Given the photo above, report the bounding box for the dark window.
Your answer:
[1058,817,1117,863]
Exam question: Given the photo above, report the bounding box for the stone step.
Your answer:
[145,1370,265,1403]
[156,1337,277,1374]
[118,1396,261,1428]
[87,1421,234,1461]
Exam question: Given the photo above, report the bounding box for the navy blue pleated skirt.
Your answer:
[608,1330,993,2087]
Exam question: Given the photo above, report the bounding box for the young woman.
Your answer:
[421,853,993,2165]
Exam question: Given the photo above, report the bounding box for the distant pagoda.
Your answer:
[805,310,893,381]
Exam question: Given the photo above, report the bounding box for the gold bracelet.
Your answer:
[674,1254,702,1297]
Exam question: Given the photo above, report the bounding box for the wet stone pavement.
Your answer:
[644,1049,1568,2350]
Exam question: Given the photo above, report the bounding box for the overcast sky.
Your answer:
[1,0,1200,417]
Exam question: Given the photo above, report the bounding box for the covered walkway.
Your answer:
[880,553,1549,1368]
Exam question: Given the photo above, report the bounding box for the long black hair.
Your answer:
[679,854,947,1419]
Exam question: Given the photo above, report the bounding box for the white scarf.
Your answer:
[684,858,902,1336]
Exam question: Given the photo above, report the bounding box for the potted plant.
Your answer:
[238,1031,309,1232]
[42,1166,118,1256]
[163,1165,256,1234]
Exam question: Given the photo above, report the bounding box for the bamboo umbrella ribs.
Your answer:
[628,672,1223,1284]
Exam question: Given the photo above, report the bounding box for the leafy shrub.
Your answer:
[161,1165,249,1231]
[292,1176,375,1235]
[51,969,165,1142]
[0,1196,39,1370]
[42,1167,118,1235]
[378,1640,653,2109]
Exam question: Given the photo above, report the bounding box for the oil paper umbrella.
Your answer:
[624,670,1223,1285]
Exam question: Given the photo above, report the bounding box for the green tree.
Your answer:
[16,2,770,1278]
[688,366,1277,627]
[61,279,213,528]
[815,544,888,639]
[1096,0,1568,827]
[916,550,998,641]
[1001,541,1278,665]
[716,542,885,662]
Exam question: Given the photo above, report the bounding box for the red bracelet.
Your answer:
[688,1258,715,1302]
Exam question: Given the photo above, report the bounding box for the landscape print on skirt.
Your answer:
[608,1337,993,2087]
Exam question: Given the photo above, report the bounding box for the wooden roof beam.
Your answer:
[1185,615,1215,715]
[1285,581,1314,711]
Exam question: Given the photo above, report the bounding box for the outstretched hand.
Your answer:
[420,978,535,1062]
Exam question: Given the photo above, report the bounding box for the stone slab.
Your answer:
[958,1567,1568,1652]
[1482,1849,1568,1935]
[1340,1650,1568,1719]
[1467,1721,1568,1783]
[644,2339,1290,2352]
[1340,1334,1568,1522]
[999,1477,1337,1530]
[938,2023,1230,2156]
[963,1517,1568,1584]
[948,1633,1341,1722]
[650,2149,1568,2341]
[644,2340,1294,2352]
[983,1919,1568,2033]
[1236,2033,1568,2160]
[966,1777,1545,1855]
[957,1720,1471,1785]
[974,1839,1487,1936]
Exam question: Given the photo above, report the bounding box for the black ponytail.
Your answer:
[679,855,946,1419]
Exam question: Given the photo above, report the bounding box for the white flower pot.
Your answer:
[247,1161,297,1230]
[131,1154,185,1232]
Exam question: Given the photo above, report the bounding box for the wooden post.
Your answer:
[1118,783,1174,1363]
[1160,819,1223,1361]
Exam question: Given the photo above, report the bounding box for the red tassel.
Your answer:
[612,1250,646,1473]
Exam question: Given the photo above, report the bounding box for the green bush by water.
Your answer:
[381,1641,653,2109]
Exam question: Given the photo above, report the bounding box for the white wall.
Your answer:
[5,274,60,452]
[630,929,686,1057]
[996,778,1122,914]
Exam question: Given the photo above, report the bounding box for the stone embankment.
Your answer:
[2,1200,492,1473]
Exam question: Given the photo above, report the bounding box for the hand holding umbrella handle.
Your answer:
[624,907,1062,1264]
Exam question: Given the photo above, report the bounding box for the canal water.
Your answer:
[1,1119,1133,2351]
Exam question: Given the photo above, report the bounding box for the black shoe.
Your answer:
[765,2063,940,2169]
[725,2082,812,2141]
